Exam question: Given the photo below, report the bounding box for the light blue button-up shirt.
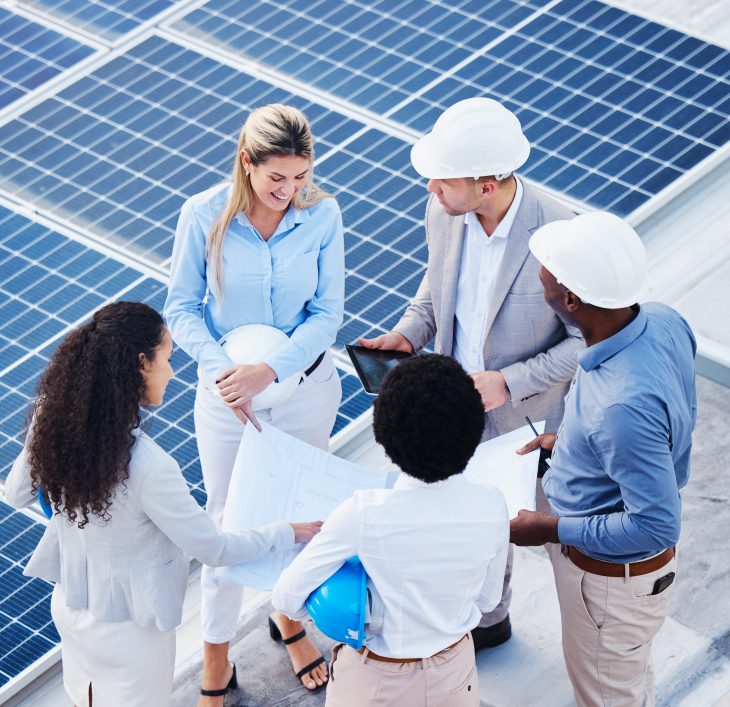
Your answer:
[544,303,697,563]
[164,182,344,385]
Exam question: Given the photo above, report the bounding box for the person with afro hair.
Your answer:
[272,353,509,707]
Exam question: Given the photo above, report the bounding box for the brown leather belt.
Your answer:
[566,546,675,577]
[357,635,467,663]
[299,351,325,383]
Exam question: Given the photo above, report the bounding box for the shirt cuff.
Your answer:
[557,516,585,547]
[269,522,296,553]
[500,361,528,405]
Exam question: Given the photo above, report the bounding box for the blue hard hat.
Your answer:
[37,487,53,519]
[306,556,367,649]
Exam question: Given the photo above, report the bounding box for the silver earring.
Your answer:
[245,168,250,176]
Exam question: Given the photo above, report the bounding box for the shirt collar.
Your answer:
[577,306,647,372]
[464,177,523,241]
[393,472,466,490]
[235,205,310,230]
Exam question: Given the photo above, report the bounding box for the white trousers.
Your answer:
[547,543,677,707]
[196,351,341,644]
[51,584,175,707]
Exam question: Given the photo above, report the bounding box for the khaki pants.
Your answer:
[325,635,479,707]
[547,543,677,707]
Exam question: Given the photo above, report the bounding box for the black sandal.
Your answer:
[268,616,327,687]
[200,662,238,698]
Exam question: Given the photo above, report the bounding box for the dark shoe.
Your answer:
[268,615,327,690]
[471,616,512,651]
[200,662,238,697]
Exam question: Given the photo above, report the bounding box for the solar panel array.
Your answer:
[171,0,729,216]
[0,0,727,696]
[19,0,176,40]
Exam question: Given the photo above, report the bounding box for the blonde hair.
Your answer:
[207,104,331,296]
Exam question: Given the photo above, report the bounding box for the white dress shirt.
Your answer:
[272,473,509,659]
[452,179,524,373]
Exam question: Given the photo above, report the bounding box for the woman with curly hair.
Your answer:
[4,301,321,706]
[164,103,344,701]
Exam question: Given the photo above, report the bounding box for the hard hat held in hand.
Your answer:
[529,211,649,309]
[305,557,369,649]
[218,324,301,410]
[410,97,530,180]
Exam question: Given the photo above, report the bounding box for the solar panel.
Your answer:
[0,8,94,110]
[170,0,730,216]
[17,0,176,41]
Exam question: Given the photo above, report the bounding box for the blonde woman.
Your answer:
[164,104,344,703]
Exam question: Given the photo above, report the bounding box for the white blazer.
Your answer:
[5,428,294,632]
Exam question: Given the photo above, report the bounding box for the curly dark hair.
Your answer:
[373,354,485,483]
[27,301,165,528]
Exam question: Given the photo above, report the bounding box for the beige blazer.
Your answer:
[4,429,294,632]
[394,179,583,439]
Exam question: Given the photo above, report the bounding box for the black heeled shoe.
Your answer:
[268,616,327,688]
[200,662,238,698]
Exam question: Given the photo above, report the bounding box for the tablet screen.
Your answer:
[345,344,414,394]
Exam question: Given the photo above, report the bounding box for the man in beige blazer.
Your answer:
[360,97,582,649]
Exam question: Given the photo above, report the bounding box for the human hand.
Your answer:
[217,363,276,408]
[291,521,324,544]
[357,331,414,353]
[231,399,262,432]
[516,433,557,455]
[470,371,509,411]
[510,510,559,546]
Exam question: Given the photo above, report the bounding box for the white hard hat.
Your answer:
[529,212,649,309]
[410,97,530,179]
[217,324,301,410]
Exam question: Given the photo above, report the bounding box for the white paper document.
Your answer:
[463,421,545,519]
[220,421,396,590]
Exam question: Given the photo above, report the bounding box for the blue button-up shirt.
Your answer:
[544,303,697,563]
[164,183,344,385]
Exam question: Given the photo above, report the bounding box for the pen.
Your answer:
[525,415,539,437]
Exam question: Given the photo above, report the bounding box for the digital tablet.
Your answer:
[345,344,414,394]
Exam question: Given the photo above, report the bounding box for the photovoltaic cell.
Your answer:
[17,0,176,41]
[0,8,94,110]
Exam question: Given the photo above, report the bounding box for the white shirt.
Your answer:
[452,179,524,372]
[272,473,509,658]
